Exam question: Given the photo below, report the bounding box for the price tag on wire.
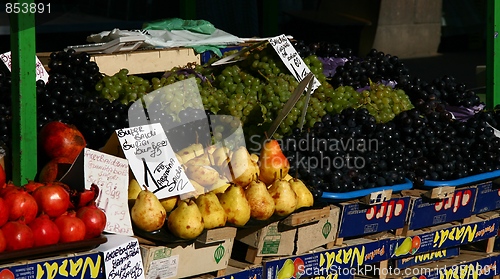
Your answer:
[268,34,321,92]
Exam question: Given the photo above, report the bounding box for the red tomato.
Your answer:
[4,189,38,224]
[32,183,70,218]
[76,204,106,239]
[54,212,86,243]
[29,214,60,247]
[1,221,34,251]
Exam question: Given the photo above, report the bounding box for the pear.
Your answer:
[196,192,227,229]
[184,153,212,168]
[176,143,204,163]
[128,178,142,200]
[259,139,290,186]
[131,187,166,232]
[225,146,259,187]
[245,179,275,220]
[180,179,206,200]
[175,153,184,165]
[218,184,251,226]
[209,175,231,194]
[206,144,217,155]
[250,153,259,164]
[268,177,297,216]
[168,199,205,239]
[160,195,179,213]
[289,178,314,210]
[212,146,231,167]
[186,165,220,186]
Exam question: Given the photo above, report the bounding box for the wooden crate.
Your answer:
[37,47,200,75]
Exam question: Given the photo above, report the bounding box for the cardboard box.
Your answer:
[405,187,476,231]
[390,212,499,259]
[38,47,200,76]
[264,237,390,279]
[0,250,104,279]
[473,180,500,214]
[237,220,297,258]
[337,196,410,239]
[236,206,334,259]
[214,259,263,279]
[392,247,460,269]
[384,251,500,279]
[295,205,340,255]
[140,238,234,279]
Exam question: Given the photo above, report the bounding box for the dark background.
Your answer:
[0,0,488,88]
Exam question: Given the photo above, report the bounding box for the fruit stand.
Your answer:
[3,1,500,279]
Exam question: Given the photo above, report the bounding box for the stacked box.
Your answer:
[236,205,340,262]
[336,195,410,241]
[139,227,236,279]
[0,250,104,279]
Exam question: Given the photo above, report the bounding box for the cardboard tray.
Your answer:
[0,235,107,264]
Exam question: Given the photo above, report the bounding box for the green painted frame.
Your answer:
[9,0,37,185]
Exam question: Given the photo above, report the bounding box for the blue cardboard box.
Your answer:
[389,214,499,259]
[397,251,499,279]
[0,250,103,279]
[263,238,390,279]
[215,266,263,279]
[406,187,476,231]
[337,196,410,238]
[393,247,460,269]
[472,180,500,214]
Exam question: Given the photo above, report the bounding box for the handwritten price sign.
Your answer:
[84,149,133,236]
[116,123,195,199]
[98,235,145,279]
[268,34,320,91]
[0,51,49,83]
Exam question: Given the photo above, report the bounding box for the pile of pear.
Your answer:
[128,139,315,240]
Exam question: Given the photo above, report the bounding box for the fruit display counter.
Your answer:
[2,32,500,279]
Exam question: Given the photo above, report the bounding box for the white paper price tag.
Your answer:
[0,51,49,83]
[116,123,195,199]
[268,34,320,91]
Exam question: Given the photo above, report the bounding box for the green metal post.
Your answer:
[10,4,38,185]
[180,0,196,20]
[486,0,500,109]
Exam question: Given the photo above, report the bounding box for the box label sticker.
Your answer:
[262,225,281,255]
[147,255,179,279]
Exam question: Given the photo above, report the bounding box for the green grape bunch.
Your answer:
[95,68,152,104]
